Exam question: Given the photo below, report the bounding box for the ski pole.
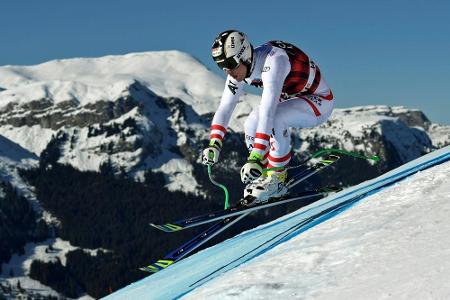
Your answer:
[264,147,380,173]
[310,148,380,162]
[207,165,230,209]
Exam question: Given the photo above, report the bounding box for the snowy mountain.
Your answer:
[294,105,441,169]
[0,52,262,194]
[0,51,449,187]
[0,51,449,299]
[105,146,450,300]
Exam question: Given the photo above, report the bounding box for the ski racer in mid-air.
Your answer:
[202,30,334,206]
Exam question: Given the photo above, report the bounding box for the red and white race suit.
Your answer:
[210,40,334,169]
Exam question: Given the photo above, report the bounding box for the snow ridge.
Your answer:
[0,51,225,115]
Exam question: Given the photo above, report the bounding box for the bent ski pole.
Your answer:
[207,165,230,209]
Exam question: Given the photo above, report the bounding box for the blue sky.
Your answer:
[1,0,449,124]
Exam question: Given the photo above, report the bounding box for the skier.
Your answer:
[202,30,334,205]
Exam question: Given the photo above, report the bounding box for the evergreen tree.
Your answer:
[0,181,36,268]
[16,280,22,292]
[29,260,80,298]
[20,162,220,298]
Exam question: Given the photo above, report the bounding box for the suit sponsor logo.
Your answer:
[245,134,255,151]
[306,95,322,106]
[251,79,263,88]
[228,81,238,95]
[272,40,294,49]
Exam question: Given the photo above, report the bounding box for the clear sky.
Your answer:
[1,0,449,124]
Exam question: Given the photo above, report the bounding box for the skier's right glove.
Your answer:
[202,140,222,166]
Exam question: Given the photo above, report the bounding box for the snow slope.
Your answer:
[187,152,450,299]
[0,134,39,209]
[104,145,450,300]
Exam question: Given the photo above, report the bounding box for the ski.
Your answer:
[139,187,340,273]
[286,154,340,189]
[139,213,248,273]
[150,154,341,233]
[150,187,339,233]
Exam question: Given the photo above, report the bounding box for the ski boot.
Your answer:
[241,170,289,206]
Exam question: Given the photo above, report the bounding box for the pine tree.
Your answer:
[16,280,23,292]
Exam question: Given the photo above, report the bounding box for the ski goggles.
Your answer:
[214,56,240,71]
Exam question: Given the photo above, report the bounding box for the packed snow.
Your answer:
[185,155,450,299]
[105,146,450,300]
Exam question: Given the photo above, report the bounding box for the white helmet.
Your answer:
[211,30,253,70]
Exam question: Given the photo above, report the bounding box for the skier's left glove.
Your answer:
[202,140,222,166]
[240,152,264,184]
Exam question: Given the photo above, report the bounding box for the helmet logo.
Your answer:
[212,47,222,57]
[236,45,246,59]
[212,30,253,69]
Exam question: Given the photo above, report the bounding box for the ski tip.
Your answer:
[139,266,157,273]
[149,223,185,233]
[139,259,175,273]
[370,155,381,162]
[319,154,340,165]
[328,154,340,160]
